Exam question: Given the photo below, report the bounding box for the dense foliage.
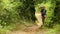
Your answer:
[0,0,60,29]
[0,0,60,34]
[0,0,36,27]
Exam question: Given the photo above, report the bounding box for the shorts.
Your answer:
[42,15,46,18]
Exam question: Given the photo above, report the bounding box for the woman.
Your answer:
[40,6,47,24]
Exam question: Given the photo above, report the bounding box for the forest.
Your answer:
[0,0,60,34]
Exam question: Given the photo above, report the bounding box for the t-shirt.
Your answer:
[41,9,46,16]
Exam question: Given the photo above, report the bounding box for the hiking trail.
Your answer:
[6,13,45,34]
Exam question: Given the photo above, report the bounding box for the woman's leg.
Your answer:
[42,16,46,24]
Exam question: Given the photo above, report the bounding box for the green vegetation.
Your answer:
[0,0,60,34]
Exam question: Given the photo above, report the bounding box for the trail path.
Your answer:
[6,13,45,34]
[7,30,46,34]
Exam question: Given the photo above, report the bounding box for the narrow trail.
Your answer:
[7,30,46,34]
[6,13,45,34]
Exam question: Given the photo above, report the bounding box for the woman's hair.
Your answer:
[41,6,45,8]
[40,6,45,9]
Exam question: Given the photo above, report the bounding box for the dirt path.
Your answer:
[7,30,46,34]
[6,13,45,34]
[7,27,47,34]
